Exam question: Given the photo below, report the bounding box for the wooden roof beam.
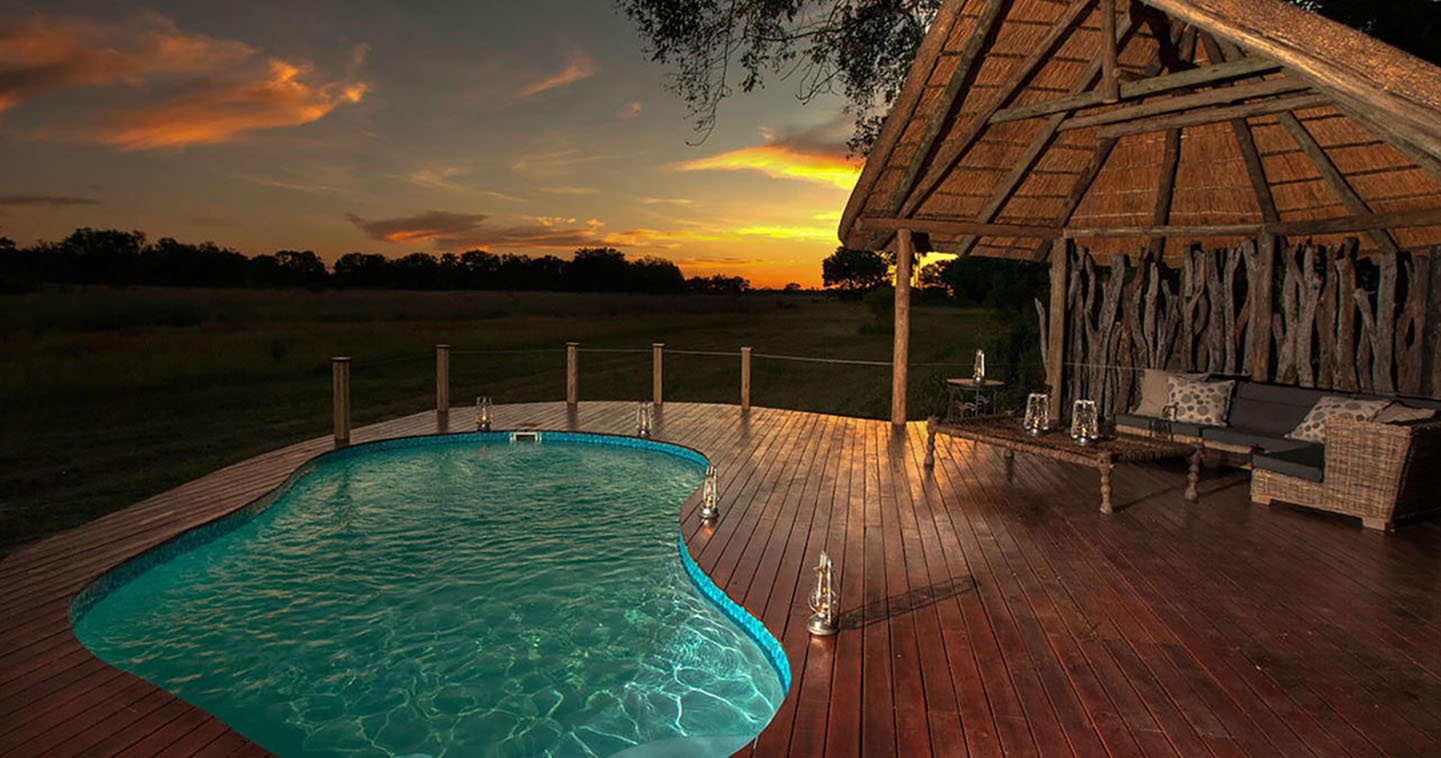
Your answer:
[951,13,1142,258]
[1058,76,1309,131]
[1276,110,1398,253]
[987,57,1278,124]
[894,0,1098,222]
[1063,206,1441,238]
[1199,32,1279,224]
[865,0,1012,252]
[857,217,1060,238]
[1149,128,1183,256]
[1095,92,1328,137]
[1032,136,1120,260]
[1100,0,1120,102]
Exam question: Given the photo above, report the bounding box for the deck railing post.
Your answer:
[566,342,579,405]
[891,229,914,427]
[653,342,664,406]
[332,356,351,447]
[740,346,752,412]
[435,344,450,414]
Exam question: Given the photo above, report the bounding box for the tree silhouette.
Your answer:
[822,247,888,295]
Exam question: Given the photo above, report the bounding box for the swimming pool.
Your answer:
[71,433,788,757]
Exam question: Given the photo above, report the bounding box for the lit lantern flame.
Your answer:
[808,550,838,636]
[477,396,493,431]
[700,465,719,520]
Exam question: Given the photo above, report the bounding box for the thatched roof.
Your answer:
[838,0,1441,261]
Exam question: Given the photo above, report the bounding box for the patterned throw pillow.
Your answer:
[1165,376,1235,426]
[1285,396,1389,442]
[1131,369,1208,417]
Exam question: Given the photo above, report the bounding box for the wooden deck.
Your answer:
[4,401,1441,757]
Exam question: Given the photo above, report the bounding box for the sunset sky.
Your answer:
[0,0,864,287]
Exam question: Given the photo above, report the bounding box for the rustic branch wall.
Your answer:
[1057,241,1441,417]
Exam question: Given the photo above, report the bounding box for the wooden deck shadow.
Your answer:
[837,575,977,630]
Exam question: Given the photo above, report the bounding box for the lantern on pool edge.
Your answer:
[972,349,986,383]
[476,396,493,431]
[1070,399,1099,446]
[699,465,719,520]
[635,401,653,437]
[1024,392,1050,435]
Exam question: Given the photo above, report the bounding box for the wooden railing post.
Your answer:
[740,346,752,412]
[332,356,350,447]
[566,342,579,405]
[435,344,450,414]
[891,230,914,427]
[1047,241,1069,423]
[652,342,664,406]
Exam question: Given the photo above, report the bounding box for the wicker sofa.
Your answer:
[1115,379,1441,530]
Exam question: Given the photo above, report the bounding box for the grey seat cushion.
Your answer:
[1252,444,1325,483]
[1226,381,1326,437]
[1201,427,1310,453]
[1114,413,1210,438]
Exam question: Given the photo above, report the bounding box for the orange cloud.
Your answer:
[681,144,860,189]
[0,11,368,149]
[618,100,643,119]
[90,59,368,150]
[0,12,252,112]
[518,51,595,97]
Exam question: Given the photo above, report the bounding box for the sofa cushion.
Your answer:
[1226,382,1326,437]
[1168,377,1235,426]
[1375,401,1437,424]
[1286,395,1389,443]
[1201,427,1310,453]
[1114,413,1210,438]
[1252,444,1325,483]
[1132,369,1207,417]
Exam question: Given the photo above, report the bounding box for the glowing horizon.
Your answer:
[0,5,860,289]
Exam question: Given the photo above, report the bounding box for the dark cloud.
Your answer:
[0,194,99,208]
[346,209,605,249]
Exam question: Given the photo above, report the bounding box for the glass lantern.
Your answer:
[476,396,493,431]
[1070,399,1099,446]
[972,349,986,384]
[700,465,719,520]
[635,401,653,437]
[1024,392,1050,435]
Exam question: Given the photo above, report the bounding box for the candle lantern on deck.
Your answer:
[1070,399,1100,446]
[476,396,493,431]
[699,465,719,520]
[1024,392,1050,435]
[807,550,838,636]
[635,401,653,437]
[972,349,986,384]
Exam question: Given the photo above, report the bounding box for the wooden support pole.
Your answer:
[1047,242,1069,423]
[332,356,350,447]
[740,346,752,412]
[892,230,915,427]
[1099,0,1120,103]
[435,344,450,414]
[652,342,664,406]
[1250,235,1275,380]
[566,342,579,406]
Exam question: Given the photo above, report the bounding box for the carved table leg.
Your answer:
[924,416,938,467]
[1185,445,1201,502]
[1099,452,1114,514]
[1003,448,1015,483]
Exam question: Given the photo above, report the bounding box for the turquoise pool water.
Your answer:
[72,434,786,758]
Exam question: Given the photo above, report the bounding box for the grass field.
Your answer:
[0,286,1017,556]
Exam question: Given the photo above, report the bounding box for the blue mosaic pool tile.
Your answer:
[677,532,792,691]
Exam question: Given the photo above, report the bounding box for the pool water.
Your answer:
[73,436,786,757]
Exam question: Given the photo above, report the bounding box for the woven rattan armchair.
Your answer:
[1251,416,1441,530]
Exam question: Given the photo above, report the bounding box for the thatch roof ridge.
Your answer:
[1148,0,1441,156]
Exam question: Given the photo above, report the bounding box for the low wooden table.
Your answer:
[925,415,1202,513]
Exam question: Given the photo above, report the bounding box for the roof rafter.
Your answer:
[893,0,1099,223]
[1276,110,1399,253]
[1199,31,1279,224]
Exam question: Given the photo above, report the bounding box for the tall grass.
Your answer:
[0,286,1007,555]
